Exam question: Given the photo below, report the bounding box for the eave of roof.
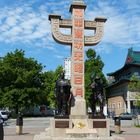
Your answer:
[107,63,140,76]
[106,78,129,89]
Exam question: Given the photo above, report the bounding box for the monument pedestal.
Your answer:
[33,117,124,140]
[70,98,87,117]
[66,117,98,138]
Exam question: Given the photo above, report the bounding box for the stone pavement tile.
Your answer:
[122,135,140,140]
[111,127,140,140]
[4,135,33,140]
[4,127,45,140]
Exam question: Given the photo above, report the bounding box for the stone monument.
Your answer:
[34,0,124,140]
[48,0,106,117]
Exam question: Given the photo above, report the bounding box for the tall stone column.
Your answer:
[70,2,87,117]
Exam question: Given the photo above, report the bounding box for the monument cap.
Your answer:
[95,17,107,22]
[70,0,86,12]
[73,0,84,3]
[48,14,61,21]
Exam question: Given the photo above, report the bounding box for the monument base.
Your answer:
[70,98,87,116]
[33,118,124,140]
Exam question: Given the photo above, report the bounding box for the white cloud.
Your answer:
[95,44,112,54]
[125,0,140,10]
[5,17,17,26]
[55,55,63,59]
[0,0,139,55]
[85,0,140,53]
[0,2,55,50]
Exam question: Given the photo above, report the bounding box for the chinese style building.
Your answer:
[106,48,140,116]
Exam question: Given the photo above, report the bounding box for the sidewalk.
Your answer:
[4,126,140,140]
[111,126,140,140]
[4,127,45,140]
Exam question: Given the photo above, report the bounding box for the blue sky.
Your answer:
[0,0,140,76]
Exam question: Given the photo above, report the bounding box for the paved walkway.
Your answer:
[3,118,140,140]
[4,127,45,140]
[111,126,140,140]
[3,126,140,140]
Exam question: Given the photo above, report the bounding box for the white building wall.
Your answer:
[64,57,71,80]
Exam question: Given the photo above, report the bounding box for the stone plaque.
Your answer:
[93,121,106,128]
[74,63,83,73]
[74,75,83,84]
[73,52,83,61]
[75,87,83,96]
[73,42,83,50]
[55,121,69,128]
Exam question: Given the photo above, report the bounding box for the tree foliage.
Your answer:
[85,49,107,106]
[0,48,108,113]
[43,65,63,108]
[128,75,140,91]
[128,75,140,107]
[0,49,44,113]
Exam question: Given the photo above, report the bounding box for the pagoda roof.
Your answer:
[107,48,140,76]
[106,78,129,89]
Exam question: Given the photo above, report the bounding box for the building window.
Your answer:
[118,102,122,109]
[108,105,111,110]
[112,103,116,110]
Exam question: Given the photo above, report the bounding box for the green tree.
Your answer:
[85,49,107,106]
[43,71,55,107]
[0,49,44,114]
[43,65,63,108]
[128,75,140,107]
